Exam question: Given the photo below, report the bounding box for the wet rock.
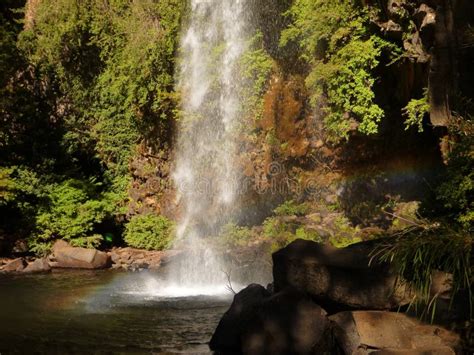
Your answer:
[23,258,51,273]
[2,257,26,272]
[272,239,411,311]
[52,240,110,269]
[210,284,271,353]
[330,311,460,355]
[241,288,332,355]
[108,247,168,270]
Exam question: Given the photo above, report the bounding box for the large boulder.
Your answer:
[210,284,271,353]
[330,311,460,355]
[23,258,51,273]
[210,285,333,354]
[241,288,332,355]
[272,239,411,310]
[52,240,110,269]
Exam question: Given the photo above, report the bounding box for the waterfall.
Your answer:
[160,0,250,295]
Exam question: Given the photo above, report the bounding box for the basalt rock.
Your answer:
[210,284,271,353]
[210,285,334,355]
[241,288,333,355]
[52,240,110,269]
[1,257,26,272]
[272,239,411,311]
[22,258,51,273]
[330,311,460,355]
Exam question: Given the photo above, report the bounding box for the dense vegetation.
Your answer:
[0,0,184,253]
[0,0,472,294]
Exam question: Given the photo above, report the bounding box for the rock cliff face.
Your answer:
[228,0,473,229]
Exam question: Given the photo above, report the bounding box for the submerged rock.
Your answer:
[272,239,411,311]
[330,311,460,355]
[52,240,110,269]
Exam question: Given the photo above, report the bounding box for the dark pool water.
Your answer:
[0,270,232,354]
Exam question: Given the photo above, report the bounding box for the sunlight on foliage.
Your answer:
[124,214,174,251]
[281,0,401,141]
[403,91,430,132]
[372,225,473,320]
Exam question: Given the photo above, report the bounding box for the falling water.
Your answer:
[162,0,250,295]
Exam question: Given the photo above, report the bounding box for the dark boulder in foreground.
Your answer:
[210,285,332,354]
[211,239,463,354]
[51,240,110,269]
[210,284,270,353]
[241,288,332,355]
[272,239,411,311]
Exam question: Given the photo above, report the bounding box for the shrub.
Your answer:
[280,0,400,141]
[263,216,322,252]
[220,223,255,247]
[30,179,115,251]
[240,31,274,120]
[403,92,430,132]
[273,200,309,216]
[124,214,174,251]
[436,117,474,230]
[372,225,473,320]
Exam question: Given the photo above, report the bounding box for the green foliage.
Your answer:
[240,31,274,120]
[372,225,473,320]
[31,179,115,249]
[263,216,322,252]
[19,0,184,178]
[220,223,255,247]
[0,1,184,252]
[327,215,362,248]
[124,214,174,251]
[437,118,474,229]
[403,92,430,132]
[281,0,400,141]
[263,216,292,239]
[274,200,309,216]
[295,227,322,243]
[329,235,362,248]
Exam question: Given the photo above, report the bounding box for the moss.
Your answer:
[274,200,309,216]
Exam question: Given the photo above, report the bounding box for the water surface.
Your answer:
[0,270,231,354]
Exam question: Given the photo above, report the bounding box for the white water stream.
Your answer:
[157,0,250,296]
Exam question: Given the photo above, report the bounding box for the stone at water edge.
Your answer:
[329,311,460,355]
[241,288,333,355]
[210,284,270,352]
[210,285,334,354]
[2,257,26,272]
[272,239,412,310]
[52,240,110,269]
[22,258,51,273]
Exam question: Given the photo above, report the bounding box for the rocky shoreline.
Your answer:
[0,240,181,274]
